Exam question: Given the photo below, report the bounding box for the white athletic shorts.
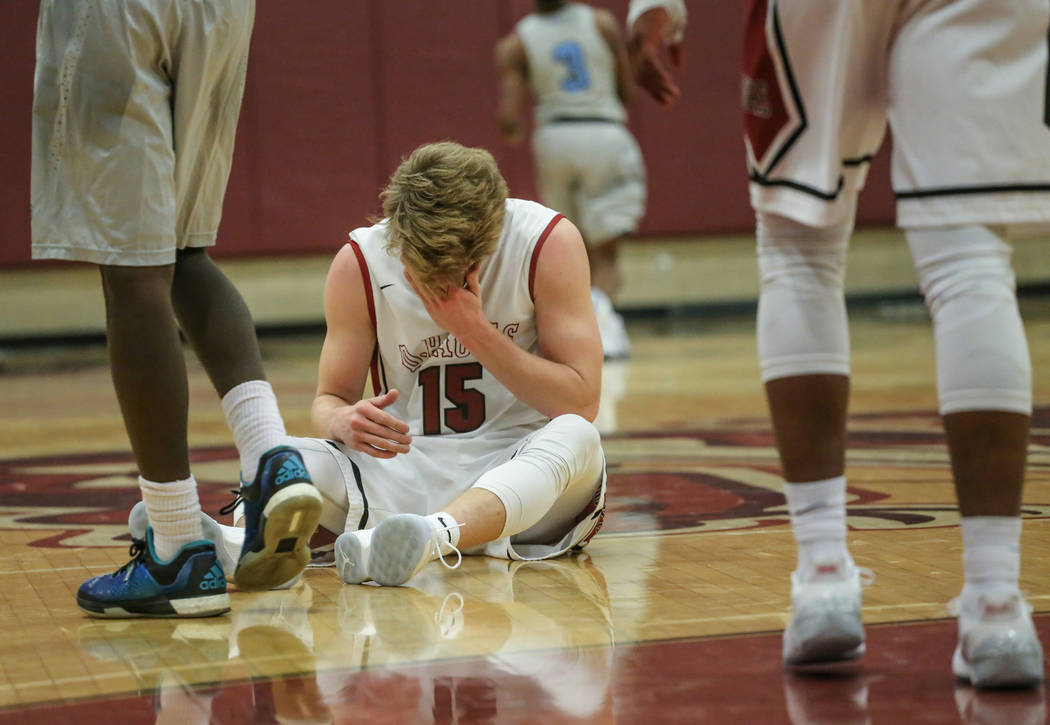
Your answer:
[743,0,1050,231]
[532,120,647,246]
[31,0,255,266]
[290,421,607,562]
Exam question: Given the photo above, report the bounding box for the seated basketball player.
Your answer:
[131,141,607,587]
[315,140,607,585]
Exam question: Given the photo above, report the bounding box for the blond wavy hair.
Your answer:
[382,141,508,296]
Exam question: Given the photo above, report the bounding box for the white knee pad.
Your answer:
[473,414,604,540]
[906,225,1031,415]
[756,210,853,382]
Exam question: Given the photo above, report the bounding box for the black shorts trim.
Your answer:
[750,171,845,201]
[325,440,369,530]
[1044,23,1049,128]
[754,1,808,177]
[896,183,1050,200]
[843,155,874,167]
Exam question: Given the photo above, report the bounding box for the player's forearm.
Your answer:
[457,325,600,421]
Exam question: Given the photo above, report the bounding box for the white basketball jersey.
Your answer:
[516,3,625,125]
[348,199,564,447]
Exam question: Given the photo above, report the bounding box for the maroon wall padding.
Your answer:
[2,5,37,267]
[2,0,895,267]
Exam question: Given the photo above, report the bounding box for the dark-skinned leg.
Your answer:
[100,263,190,481]
[171,247,264,397]
[99,263,203,561]
[765,374,850,484]
[754,206,861,666]
[170,247,320,593]
[944,411,1028,518]
[172,247,284,486]
[906,223,1041,686]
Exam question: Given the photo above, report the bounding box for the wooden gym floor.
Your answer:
[0,234,1047,723]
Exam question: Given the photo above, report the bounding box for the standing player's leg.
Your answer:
[743,0,895,666]
[30,2,229,618]
[575,123,646,360]
[888,0,1049,688]
[338,414,605,586]
[756,209,869,666]
[906,226,1042,687]
[167,0,319,591]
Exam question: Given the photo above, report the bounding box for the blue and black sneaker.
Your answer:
[231,445,322,591]
[77,528,230,618]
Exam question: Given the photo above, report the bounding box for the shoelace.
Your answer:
[433,522,466,571]
[218,489,243,517]
[116,538,147,582]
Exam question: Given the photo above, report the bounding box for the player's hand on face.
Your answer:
[404,265,486,340]
[331,388,412,459]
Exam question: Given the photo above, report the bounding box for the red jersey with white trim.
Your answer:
[348,198,563,447]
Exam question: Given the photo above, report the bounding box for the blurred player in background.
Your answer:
[32,0,320,617]
[496,0,645,359]
[629,0,1048,688]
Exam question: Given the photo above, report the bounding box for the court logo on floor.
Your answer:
[0,407,1047,546]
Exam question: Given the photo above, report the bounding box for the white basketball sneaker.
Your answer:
[783,555,870,667]
[367,513,462,587]
[951,588,1044,688]
[334,530,371,585]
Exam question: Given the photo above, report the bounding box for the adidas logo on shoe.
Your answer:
[274,457,309,485]
[200,564,226,591]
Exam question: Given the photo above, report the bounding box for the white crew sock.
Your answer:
[960,516,1021,603]
[139,475,204,561]
[221,380,287,483]
[783,476,850,568]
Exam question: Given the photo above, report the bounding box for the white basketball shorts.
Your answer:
[31,0,255,266]
[532,120,647,246]
[743,0,1050,231]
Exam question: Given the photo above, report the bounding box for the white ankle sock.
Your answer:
[221,380,287,483]
[427,511,462,555]
[783,476,849,568]
[960,516,1021,602]
[139,475,204,561]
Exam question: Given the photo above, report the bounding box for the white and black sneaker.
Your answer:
[783,555,871,667]
[951,588,1044,689]
[335,530,371,585]
[367,514,462,587]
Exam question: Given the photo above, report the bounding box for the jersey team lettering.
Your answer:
[398,323,521,373]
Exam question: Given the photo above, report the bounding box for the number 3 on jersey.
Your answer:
[553,41,591,92]
[418,362,486,435]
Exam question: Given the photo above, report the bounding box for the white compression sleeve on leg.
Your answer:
[472,414,604,541]
[756,209,854,382]
[906,225,1032,415]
